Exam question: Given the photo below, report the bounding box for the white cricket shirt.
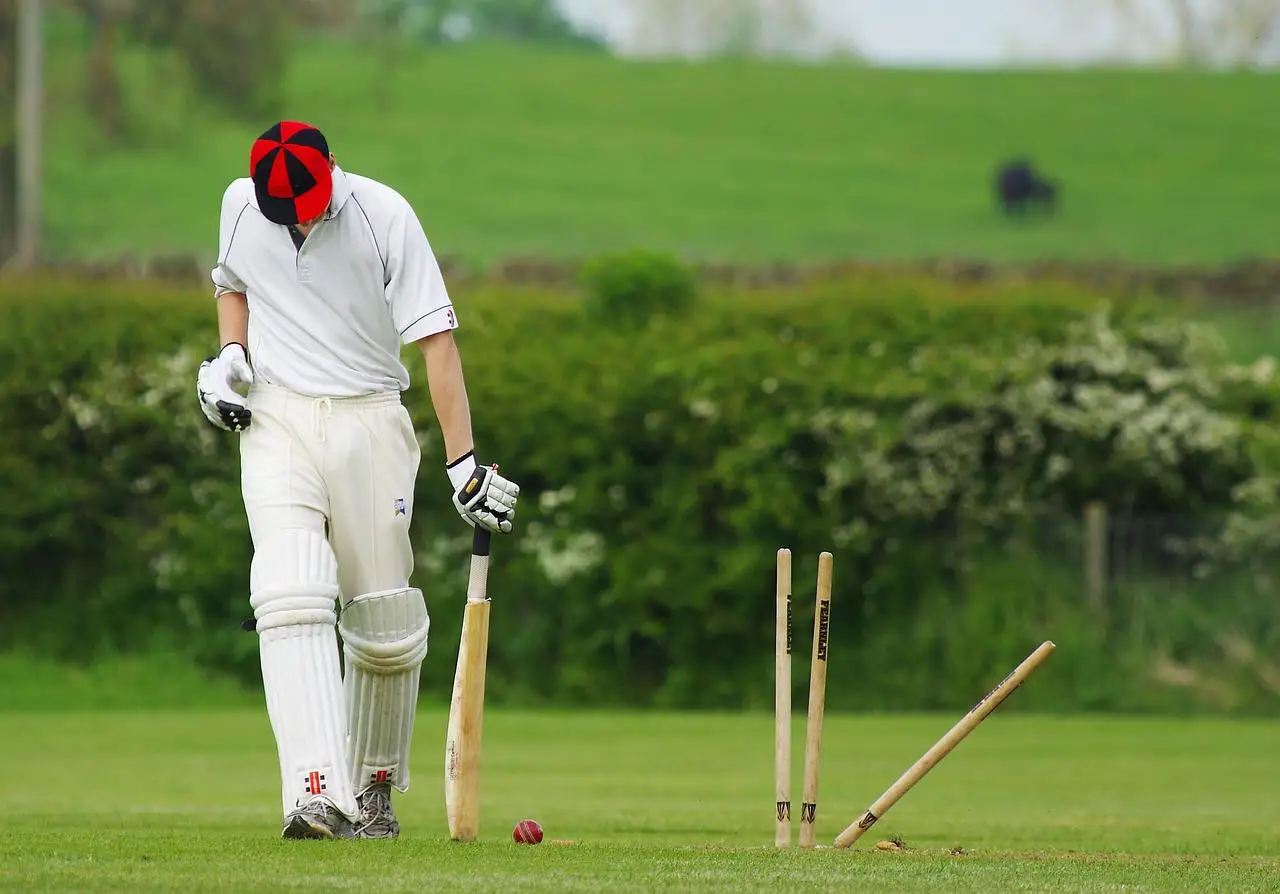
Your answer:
[210,165,457,398]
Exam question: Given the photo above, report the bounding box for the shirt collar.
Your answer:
[325,165,352,219]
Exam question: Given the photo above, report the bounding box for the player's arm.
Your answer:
[218,291,249,349]
[415,329,517,535]
[416,330,474,465]
[387,197,518,534]
[211,184,252,352]
[197,187,255,432]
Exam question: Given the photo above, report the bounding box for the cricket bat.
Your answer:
[445,525,493,842]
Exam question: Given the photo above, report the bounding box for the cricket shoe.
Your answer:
[355,783,400,839]
[282,796,357,840]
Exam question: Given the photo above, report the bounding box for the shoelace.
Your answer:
[297,795,337,817]
[356,788,394,833]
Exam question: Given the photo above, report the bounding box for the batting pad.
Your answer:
[250,528,358,821]
[338,587,430,795]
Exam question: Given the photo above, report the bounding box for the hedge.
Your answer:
[2,270,1278,713]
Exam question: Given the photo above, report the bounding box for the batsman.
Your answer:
[197,121,520,840]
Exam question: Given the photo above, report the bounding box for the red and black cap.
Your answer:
[249,121,333,226]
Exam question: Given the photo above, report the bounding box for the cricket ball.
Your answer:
[513,818,544,845]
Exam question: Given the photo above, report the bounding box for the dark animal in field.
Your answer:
[994,158,1059,218]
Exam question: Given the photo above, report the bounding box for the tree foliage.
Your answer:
[624,0,837,59]
[360,0,604,48]
[61,0,299,141]
[1083,0,1280,66]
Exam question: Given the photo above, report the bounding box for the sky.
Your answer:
[552,0,1272,67]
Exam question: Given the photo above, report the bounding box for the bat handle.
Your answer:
[469,463,504,558]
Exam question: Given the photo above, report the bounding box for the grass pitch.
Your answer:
[2,708,1277,892]
[43,33,1280,266]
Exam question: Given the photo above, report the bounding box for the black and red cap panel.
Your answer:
[250,121,333,226]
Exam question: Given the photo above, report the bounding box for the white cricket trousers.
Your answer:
[240,383,422,601]
[240,383,425,821]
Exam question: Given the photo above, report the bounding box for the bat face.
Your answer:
[444,638,468,822]
[446,527,493,842]
[445,598,491,841]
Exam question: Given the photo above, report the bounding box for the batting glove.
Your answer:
[196,342,254,432]
[447,451,519,534]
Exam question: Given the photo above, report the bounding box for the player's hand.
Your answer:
[447,452,519,534]
[196,342,254,432]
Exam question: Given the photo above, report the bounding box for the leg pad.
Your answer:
[339,587,429,794]
[251,528,358,820]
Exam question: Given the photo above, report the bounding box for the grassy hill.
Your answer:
[41,34,1280,266]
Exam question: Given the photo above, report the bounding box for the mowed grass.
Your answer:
[1,709,1278,892]
[42,33,1280,266]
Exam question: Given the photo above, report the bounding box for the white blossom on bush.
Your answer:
[519,521,605,586]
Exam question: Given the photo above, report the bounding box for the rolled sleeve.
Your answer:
[212,264,246,298]
[386,198,457,344]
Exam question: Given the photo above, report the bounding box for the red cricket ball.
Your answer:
[513,818,544,845]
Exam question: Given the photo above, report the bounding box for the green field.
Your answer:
[42,33,1280,266]
[4,705,1278,892]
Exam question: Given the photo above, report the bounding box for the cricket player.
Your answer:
[196,121,520,840]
